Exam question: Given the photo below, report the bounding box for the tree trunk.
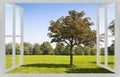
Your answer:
[70,46,73,68]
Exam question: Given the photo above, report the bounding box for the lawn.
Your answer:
[6,55,21,69]
[6,55,114,73]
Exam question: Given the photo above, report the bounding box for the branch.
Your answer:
[64,40,70,46]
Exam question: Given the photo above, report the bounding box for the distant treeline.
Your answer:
[6,41,114,55]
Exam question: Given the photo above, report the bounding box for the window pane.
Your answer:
[5,3,13,35]
[16,8,21,35]
[108,36,115,69]
[5,37,13,69]
[99,8,105,65]
[16,37,21,65]
[107,4,115,36]
[107,3,115,69]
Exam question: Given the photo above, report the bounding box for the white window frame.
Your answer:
[97,3,115,73]
[4,2,24,73]
[0,0,120,77]
[0,0,24,75]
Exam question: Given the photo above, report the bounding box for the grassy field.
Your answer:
[6,55,114,73]
[6,55,21,69]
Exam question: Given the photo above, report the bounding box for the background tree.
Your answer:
[24,42,33,55]
[74,45,84,55]
[100,48,104,55]
[5,41,97,55]
[40,41,54,55]
[33,43,42,55]
[16,43,21,55]
[84,47,91,55]
[55,42,65,55]
[90,48,96,55]
[48,10,96,67]
[6,43,12,55]
[62,45,70,55]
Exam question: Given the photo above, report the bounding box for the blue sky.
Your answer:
[6,3,115,48]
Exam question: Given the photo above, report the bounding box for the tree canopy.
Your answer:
[48,10,96,67]
[48,10,96,47]
[33,43,42,55]
[24,42,33,55]
[40,41,54,55]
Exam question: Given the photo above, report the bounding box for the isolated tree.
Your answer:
[48,10,96,67]
[33,43,42,55]
[40,41,54,55]
[55,42,65,55]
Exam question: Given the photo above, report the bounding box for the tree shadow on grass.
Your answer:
[65,68,114,73]
[90,62,114,64]
[22,63,114,73]
[22,63,70,68]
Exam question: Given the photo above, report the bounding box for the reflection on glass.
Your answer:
[107,3,115,69]
[6,38,12,69]
[107,4,115,36]
[107,37,115,69]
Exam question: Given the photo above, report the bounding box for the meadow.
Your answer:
[6,55,114,73]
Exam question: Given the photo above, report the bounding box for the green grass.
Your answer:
[100,56,114,68]
[6,55,12,69]
[6,55,114,73]
[6,55,21,69]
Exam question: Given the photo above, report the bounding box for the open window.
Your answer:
[0,0,120,77]
[5,3,24,73]
[4,2,115,74]
[97,3,115,72]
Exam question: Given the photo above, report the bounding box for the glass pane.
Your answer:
[107,3,115,69]
[5,37,13,69]
[99,39,105,64]
[16,8,21,35]
[107,4,115,36]
[99,8,105,36]
[5,3,13,35]
[16,37,21,65]
[108,36,115,69]
[99,8,105,65]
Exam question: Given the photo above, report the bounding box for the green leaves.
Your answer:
[55,42,65,55]
[48,10,96,47]
[40,41,54,55]
[33,43,42,55]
